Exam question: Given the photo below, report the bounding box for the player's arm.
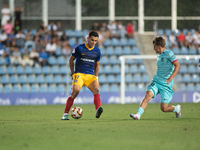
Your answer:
[165,60,180,84]
[94,61,100,77]
[69,55,76,76]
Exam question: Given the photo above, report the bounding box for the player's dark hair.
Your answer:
[89,30,99,38]
[152,36,166,48]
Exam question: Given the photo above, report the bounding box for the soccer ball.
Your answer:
[70,107,83,119]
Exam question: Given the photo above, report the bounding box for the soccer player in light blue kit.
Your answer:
[130,36,181,120]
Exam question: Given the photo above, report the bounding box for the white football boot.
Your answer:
[130,113,141,120]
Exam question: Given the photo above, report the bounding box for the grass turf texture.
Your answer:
[0,103,199,150]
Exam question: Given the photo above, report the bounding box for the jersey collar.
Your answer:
[85,43,94,50]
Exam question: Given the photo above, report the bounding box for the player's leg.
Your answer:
[86,76,103,118]
[61,74,83,120]
[130,91,153,120]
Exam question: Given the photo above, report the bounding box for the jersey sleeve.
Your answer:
[168,51,177,63]
[72,46,79,58]
[96,49,101,62]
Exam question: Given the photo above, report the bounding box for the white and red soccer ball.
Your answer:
[70,107,83,119]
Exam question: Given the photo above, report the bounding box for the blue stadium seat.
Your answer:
[112,65,120,74]
[157,29,164,36]
[125,74,133,83]
[110,84,119,92]
[186,83,195,91]
[74,30,83,38]
[0,85,3,93]
[107,75,116,84]
[197,67,200,74]
[125,65,130,74]
[65,29,74,37]
[190,29,195,35]
[132,47,140,55]
[142,74,150,83]
[27,75,36,84]
[1,75,10,84]
[179,65,187,74]
[18,75,27,84]
[133,74,142,83]
[7,66,16,75]
[39,84,48,93]
[109,56,119,65]
[98,74,107,84]
[106,46,114,55]
[189,48,197,55]
[178,83,186,92]
[135,59,143,64]
[175,74,183,83]
[42,66,51,75]
[45,75,54,84]
[165,29,172,37]
[99,65,104,74]
[129,65,138,74]
[103,39,111,47]
[55,47,62,56]
[24,66,33,75]
[62,75,71,84]
[180,47,188,55]
[0,57,5,65]
[30,84,39,93]
[188,65,196,74]
[82,29,88,36]
[191,74,199,83]
[115,46,123,55]
[177,58,184,64]
[33,66,42,75]
[54,75,63,84]
[48,56,57,65]
[192,58,199,64]
[196,84,200,91]
[172,47,180,55]
[16,66,24,75]
[104,65,112,74]
[0,66,7,75]
[136,83,145,92]
[183,74,191,83]
[100,47,106,55]
[183,29,188,35]
[126,59,135,65]
[123,46,132,55]
[57,84,65,93]
[30,29,37,35]
[173,29,180,36]
[10,75,18,84]
[111,38,119,46]
[12,84,21,93]
[21,84,30,93]
[184,58,192,65]
[100,84,110,92]
[78,38,83,44]
[100,56,109,65]
[68,38,76,47]
[120,38,128,46]
[3,84,12,93]
[116,74,121,83]
[51,65,60,75]
[138,65,146,73]
[127,83,136,92]
[128,38,136,46]
[57,56,66,65]
[60,65,68,75]
[36,75,45,84]
[48,84,57,93]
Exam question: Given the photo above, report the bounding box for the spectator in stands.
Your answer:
[3,20,13,35]
[30,48,39,66]
[14,20,21,34]
[185,32,194,49]
[45,38,57,56]
[21,49,34,66]
[96,31,105,48]
[117,21,126,38]
[91,21,100,31]
[56,21,64,37]
[0,30,8,46]
[14,7,23,29]
[35,39,44,53]
[39,47,49,66]
[177,30,185,48]
[15,30,26,48]
[107,21,119,38]
[2,50,10,65]
[42,32,51,45]
[10,47,22,65]
[126,22,134,38]
[24,36,36,50]
[169,32,177,49]
[61,40,71,56]
[39,21,46,32]
[47,21,57,38]
[1,4,11,27]
[7,29,15,47]
[100,22,110,38]
[192,30,200,52]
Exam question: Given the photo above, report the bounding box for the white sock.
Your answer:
[64,113,68,115]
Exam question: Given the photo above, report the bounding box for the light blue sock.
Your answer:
[137,107,144,116]
[173,106,177,112]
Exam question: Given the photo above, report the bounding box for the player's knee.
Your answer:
[93,87,99,94]
[161,107,167,112]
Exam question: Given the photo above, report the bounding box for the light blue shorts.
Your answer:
[146,80,174,103]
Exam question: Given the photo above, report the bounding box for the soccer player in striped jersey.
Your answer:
[61,31,103,120]
[130,36,181,120]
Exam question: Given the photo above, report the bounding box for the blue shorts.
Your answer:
[146,80,174,103]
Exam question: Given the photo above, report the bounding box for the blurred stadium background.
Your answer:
[0,0,200,105]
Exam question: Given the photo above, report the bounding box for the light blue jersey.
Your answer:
[147,50,178,103]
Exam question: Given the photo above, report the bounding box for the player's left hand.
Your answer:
[165,78,173,84]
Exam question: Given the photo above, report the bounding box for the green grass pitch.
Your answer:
[0,103,200,150]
